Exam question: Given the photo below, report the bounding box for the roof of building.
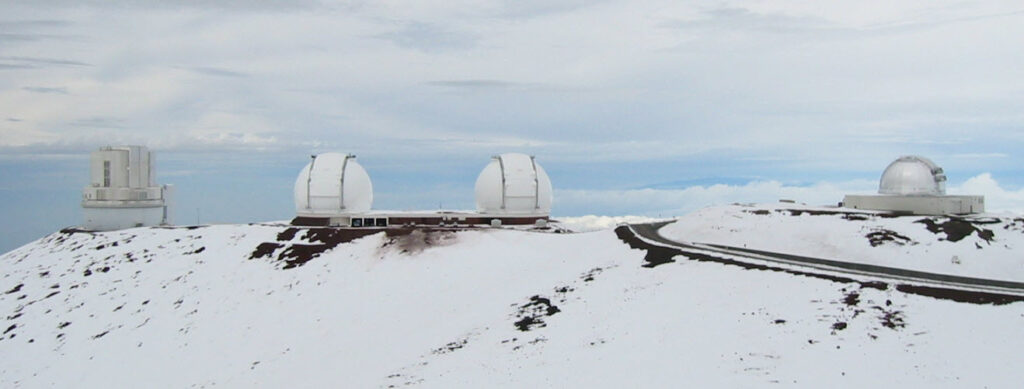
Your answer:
[879,155,947,196]
[294,153,373,216]
[474,153,553,215]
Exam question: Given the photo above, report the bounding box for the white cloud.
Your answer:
[554,215,666,232]
[1,0,1022,226]
[554,173,1024,217]
[953,173,1024,214]
[1,0,1020,165]
[555,179,877,217]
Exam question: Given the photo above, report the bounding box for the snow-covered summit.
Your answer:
[1,205,1022,387]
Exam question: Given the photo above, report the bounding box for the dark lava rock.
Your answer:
[514,295,561,332]
[916,218,995,243]
[842,291,861,306]
[249,243,283,260]
[276,228,300,241]
[865,229,914,247]
[433,338,468,355]
[895,284,1022,305]
[4,284,23,295]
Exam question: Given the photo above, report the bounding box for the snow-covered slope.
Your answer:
[1,214,1022,387]
[660,203,1024,283]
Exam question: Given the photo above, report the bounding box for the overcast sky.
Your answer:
[2,0,1023,251]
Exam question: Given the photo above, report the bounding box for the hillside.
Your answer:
[660,203,1024,284]
[1,206,1022,387]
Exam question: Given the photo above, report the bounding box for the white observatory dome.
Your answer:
[294,153,373,216]
[475,153,553,215]
[878,155,946,196]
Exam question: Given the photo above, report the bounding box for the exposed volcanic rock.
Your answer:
[916,218,995,243]
[865,229,914,247]
[248,227,382,269]
[513,295,561,332]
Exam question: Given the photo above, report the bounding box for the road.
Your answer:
[627,222,1024,300]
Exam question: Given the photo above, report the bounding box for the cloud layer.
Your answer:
[1,0,1021,176]
[556,173,1024,217]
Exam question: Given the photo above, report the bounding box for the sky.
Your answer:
[1,0,1023,252]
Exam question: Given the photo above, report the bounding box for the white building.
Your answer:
[843,155,984,215]
[82,146,174,230]
[291,152,553,227]
[293,153,373,226]
[474,153,553,217]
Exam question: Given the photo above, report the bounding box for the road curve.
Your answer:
[628,221,1024,299]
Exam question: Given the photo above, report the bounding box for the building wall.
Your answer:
[90,149,128,188]
[843,195,985,215]
[82,146,171,231]
[83,206,165,231]
[291,214,550,227]
[87,146,159,198]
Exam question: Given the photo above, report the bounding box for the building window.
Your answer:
[103,160,111,187]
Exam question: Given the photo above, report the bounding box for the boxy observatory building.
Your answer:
[843,155,984,215]
[81,146,174,231]
[292,152,552,227]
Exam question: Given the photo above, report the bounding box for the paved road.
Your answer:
[629,222,1024,298]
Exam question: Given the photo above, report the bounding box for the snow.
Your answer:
[1,213,1022,387]
[660,203,1024,283]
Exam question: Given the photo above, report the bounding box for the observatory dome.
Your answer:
[475,153,552,215]
[294,153,372,216]
[878,155,946,196]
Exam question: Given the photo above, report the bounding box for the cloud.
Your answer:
[0,63,36,70]
[664,6,838,35]
[949,153,1008,160]
[498,0,607,19]
[954,173,1024,214]
[555,179,876,217]
[0,0,322,11]
[554,174,1024,217]
[0,19,72,28]
[372,22,476,52]
[186,66,248,78]
[554,215,665,232]
[0,0,1020,181]
[0,18,73,43]
[426,80,519,90]
[68,116,125,128]
[0,33,66,43]
[22,86,68,94]
[0,56,90,70]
